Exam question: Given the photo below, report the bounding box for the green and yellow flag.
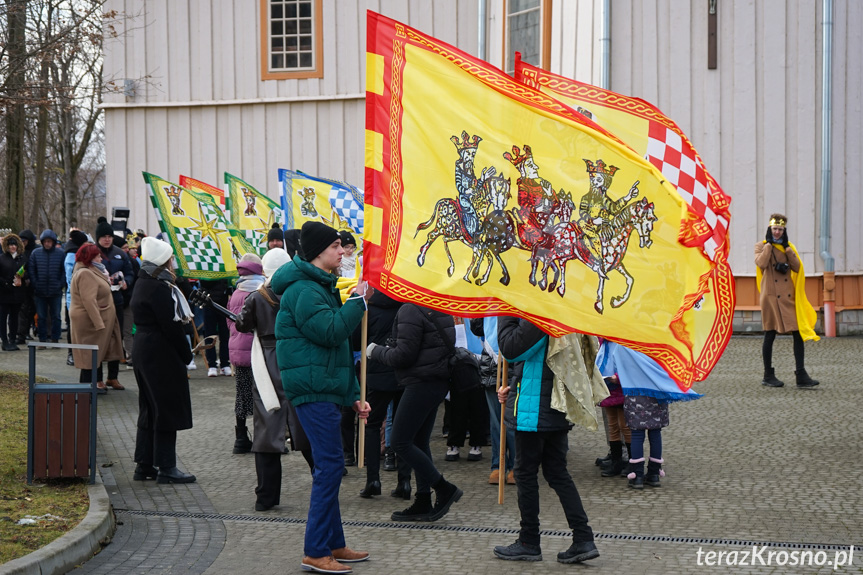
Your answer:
[143,172,247,279]
[364,12,726,388]
[224,172,284,256]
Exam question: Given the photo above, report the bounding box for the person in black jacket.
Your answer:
[95,220,134,389]
[0,234,26,351]
[131,237,196,484]
[28,229,66,343]
[353,291,412,500]
[367,304,462,522]
[493,316,598,564]
[199,277,232,377]
[14,229,37,344]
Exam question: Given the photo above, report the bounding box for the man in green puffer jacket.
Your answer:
[271,221,372,575]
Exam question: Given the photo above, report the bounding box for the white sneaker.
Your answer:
[468,446,482,461]
[221,366,232,376]
[187,360,197,371]
[445,446,460,461]
[207,367,218,377]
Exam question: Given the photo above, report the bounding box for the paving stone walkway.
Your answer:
[6,334,862,574]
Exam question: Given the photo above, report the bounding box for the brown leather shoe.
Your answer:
[506,470,516,485]
[331,547,369,563]
[488,469,500,484]
[106,379,125,390]
[300,555,352,573]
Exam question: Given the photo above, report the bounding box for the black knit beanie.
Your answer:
[300,221,340,262]
[338,230,356,247]
[267,224,284,243]
[95,220,114,239]
[68,230,88,247]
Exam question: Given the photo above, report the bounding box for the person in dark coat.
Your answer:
[95,219,134,389]
[199,277,232,377]
[233,248,313,511]
[367,304,462,522]
[493,316,598,564]
[131,236,196,484]
[28,229,66,343]
[0,234,27,351]
[15,229,37,344]
[353,291,412,500]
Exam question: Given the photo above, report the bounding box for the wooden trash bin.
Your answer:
[27,343,99,484]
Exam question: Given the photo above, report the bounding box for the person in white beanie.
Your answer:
[130,236,197,484]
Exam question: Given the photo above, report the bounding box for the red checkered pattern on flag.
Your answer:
[646,122,729,261]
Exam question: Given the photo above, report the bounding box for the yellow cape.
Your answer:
[756,241,820,342]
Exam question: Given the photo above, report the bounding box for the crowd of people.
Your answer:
[0,212,822,574]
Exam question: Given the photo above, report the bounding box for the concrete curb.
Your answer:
[0,474,115,575]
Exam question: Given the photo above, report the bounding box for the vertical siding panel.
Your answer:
[654,0,669,108]
[549,0,563,75]
[148,1,169,102]
[319,0,338,96]
[845,1,863,272]
[344,99,365,187]
[611,2,632,94]
[167,2,191,101]
[795,1,818,270]
[574,0,594,82]
[340,0,363,95]
[689,1,705,152]
[433,1,459,46]
[127,1,148,100]
[234,1,257,100]
[213,0,236,101]
[732,0,758,274]
[133,110,158,231]
[456,0,478,58]
[189,1,213,100]
[639,1,658,102]
[102,0,123,105]
[104,111,126,214]
[168,108,192,181]
[760,0,786,222]
[666,0,690,132]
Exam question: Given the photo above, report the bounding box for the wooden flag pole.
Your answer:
[358,311,368,469]
[498,357,508,505]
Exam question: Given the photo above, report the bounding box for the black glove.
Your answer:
[779,230,789,248]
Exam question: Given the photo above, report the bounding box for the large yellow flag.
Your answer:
[364,12,724,388]
[514,57,735,382]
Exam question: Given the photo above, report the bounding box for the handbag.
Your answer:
[427,311,481,393]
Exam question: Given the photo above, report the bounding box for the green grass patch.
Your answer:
[0,371,89,564]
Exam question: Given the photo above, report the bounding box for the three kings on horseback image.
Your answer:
[416,130,657,314]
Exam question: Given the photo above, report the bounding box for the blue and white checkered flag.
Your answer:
[329,184,364,234]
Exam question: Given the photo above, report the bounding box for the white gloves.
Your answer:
[366,342,378,359]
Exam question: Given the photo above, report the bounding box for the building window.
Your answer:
[261,0,323,80]
[504,0,551,74]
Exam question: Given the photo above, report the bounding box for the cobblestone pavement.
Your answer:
[5,335,862,574]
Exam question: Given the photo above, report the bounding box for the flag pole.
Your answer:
[498,357,508,505]
[358,311,368,469]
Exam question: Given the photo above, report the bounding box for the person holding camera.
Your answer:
[754,214,820,388]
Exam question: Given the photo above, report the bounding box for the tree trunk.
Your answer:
[29,59,51,229]
[4,0,27,229]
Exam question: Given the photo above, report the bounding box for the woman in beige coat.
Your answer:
[754,214,819,388]
[70,243,124,394]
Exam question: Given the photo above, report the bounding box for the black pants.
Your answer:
[391,382,448,494]
[16,293,34,340]
[255,451,282,508]
[134,428,178,469]
[79,366,104,384]
[514,429,593,546]
[762,330,805,371]
[365,388,411,484]
[0,303,21,343]
[446,385,489,448]
[204,307,230,368]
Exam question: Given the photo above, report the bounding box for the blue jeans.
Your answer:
[34,295,62,341]
[294,402,348,558]
[485,387,515,472]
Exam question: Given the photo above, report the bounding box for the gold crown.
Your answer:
[450,131,481,152]
[769,214,787,227]
[584,159,619,177]
[241,187,255,198]
[503,145,533,167]
[163,185,181,198]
